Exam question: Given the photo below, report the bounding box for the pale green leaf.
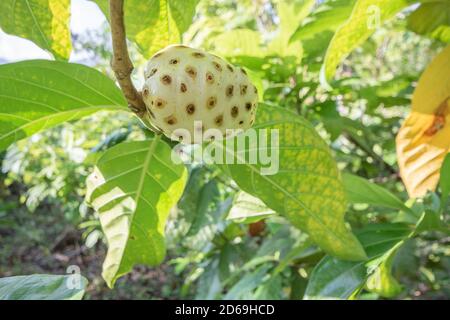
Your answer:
[86,138,187,287]
[218,104,366,261]
[211,29,263,57]
[343,173,410,212]
[408,1,450,43]
[0,60,127,151]
[227,191,276,221]
[94,0,199,58]
[0,274,87,300]
[0,0,71,60]
[321,0,411,87]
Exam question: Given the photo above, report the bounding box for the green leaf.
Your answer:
[0,60,128,151]
[86,137,187,287]
[365,249,403,298]
[305,223,412,299]
[408,1,450,43]
[211,29,264,57]
[227,191,276,222]
[342,173,410,212]
[0,0,71,60]
[290,0,356,42]
[218,104,366,261]
[321,0,411,87]
[440,153,450,201]
[94,0,199,58]
[0,274,87,300]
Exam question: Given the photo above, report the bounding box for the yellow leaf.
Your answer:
[396,45,450,198]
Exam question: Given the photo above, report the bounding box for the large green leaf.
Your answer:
[342,173,410,212]
[305,223,412,299]
[94,0,199,58]
[408,1,450,43]
[321,0,411,87]
[0,0,71,60]
[0,274,87,300]
[0,60,128,151]
[218,104,366,261]
[86,138,187,287]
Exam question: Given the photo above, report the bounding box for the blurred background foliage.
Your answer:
[0,0,449,299]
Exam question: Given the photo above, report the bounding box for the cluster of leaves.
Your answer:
[0,0,449,300]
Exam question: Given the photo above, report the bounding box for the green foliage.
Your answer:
[0,60,128,151]
[94,0,200,57]
[219,103,366,260]
[0,274,87,300]
[0,0,72,60]
[321,0,412,86]
[343,173,410,212]
[0,0,449,301]
[86,138,187,287]
[408,1,450,43]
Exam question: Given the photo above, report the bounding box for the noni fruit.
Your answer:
[142,45,258,144]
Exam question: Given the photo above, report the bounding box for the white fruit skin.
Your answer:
[142,45,258,144]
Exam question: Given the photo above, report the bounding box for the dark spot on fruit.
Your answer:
[250,119,255,125]
[213,62,222,72]
[254,86,258,94]
[192,52,205,58]
[239,120,244,125]
[226,85,234,97]
[169,58,179,65]
[207,96,217,109]
[177,135,184,142]
[186,103,195,115]
[161,74,172,85]
[155,98,166,108]
[206,72,214,84]
[148,109,155,118]
[148,68,157,78]
[240,68,247,75]
[185,66,197,79]
[143,88,149,97]
[231,106,239,118]
[227,64,234,72]
[245,102,252,111]
[180,83,187,92]
[215,114,224,126]
[166,115,177,125]
[240,84,248,95]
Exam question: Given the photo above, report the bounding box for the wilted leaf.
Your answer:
[86,138,187,287]
[0,0,71,60]
[0,274,87,300]
[0,60,128,151]
[396,45,450,198]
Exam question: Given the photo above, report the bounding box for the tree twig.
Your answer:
[109,0,146,117]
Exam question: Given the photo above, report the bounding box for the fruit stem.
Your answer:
[109,0,147,117]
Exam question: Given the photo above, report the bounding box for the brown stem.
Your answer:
[109,0,146,117]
